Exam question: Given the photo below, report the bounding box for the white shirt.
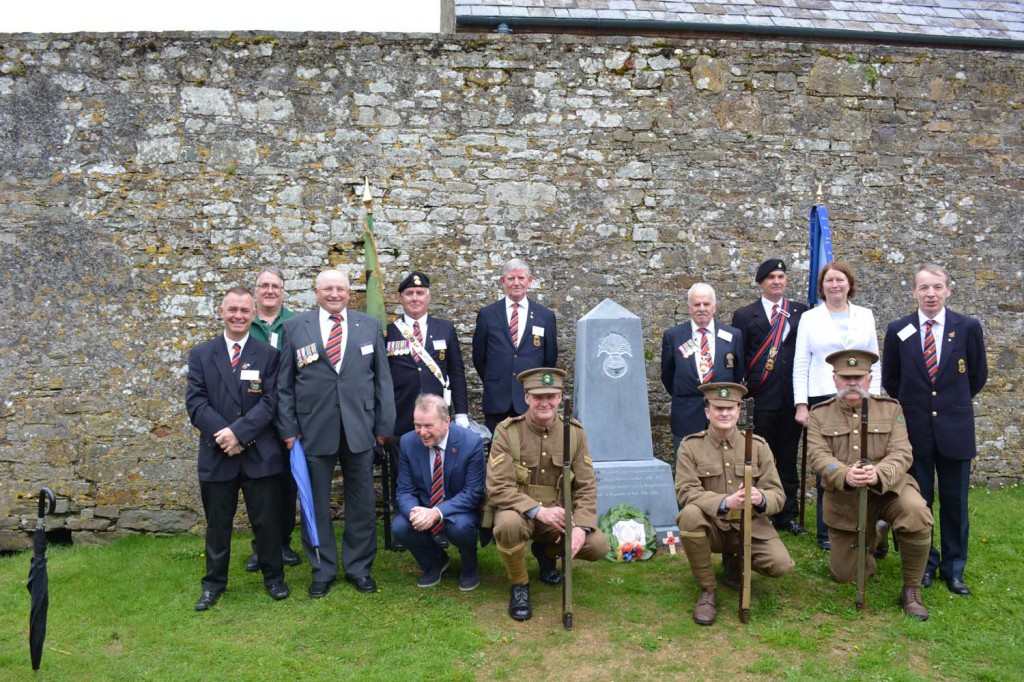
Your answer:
[918,307,947,368]
[318,307,349,371]
[505,296,529,348]
[223,332,249,358]
[403,313,428,341]
[760,296,792,340]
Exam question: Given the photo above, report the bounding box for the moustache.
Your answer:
[836,385,871,400]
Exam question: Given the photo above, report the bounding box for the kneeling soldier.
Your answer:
[808,349,933,620]
[675,382,795,626]
[486,368,610,621]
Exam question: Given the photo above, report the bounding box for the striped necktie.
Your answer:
[698,328,715,383]
[509,303,519,348]
[326,314,344,368]
[413,320,423,363]
[923,320,938,384]
[429,446,445,535]
[231,343,241,373]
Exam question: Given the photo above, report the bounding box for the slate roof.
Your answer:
[455,1,1024,44]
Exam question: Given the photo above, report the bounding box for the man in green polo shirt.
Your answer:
[246,267,301,571]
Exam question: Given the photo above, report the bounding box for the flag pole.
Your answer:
[362,178,387,333]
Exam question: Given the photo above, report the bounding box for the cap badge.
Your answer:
[847,357,858,367]
[542,372,554,385]
[717,387,729,398]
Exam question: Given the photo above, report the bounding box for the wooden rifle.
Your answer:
[855,396,870,610]
[739,397,754,624]
[562,396,574,630]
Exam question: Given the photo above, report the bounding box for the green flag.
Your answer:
[362,179,387,333]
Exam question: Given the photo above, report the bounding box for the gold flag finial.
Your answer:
[362,177,373,210]
[816,181,823,203]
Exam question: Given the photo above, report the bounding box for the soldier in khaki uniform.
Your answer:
[808,349,933,620]
[675,382,795,626]
[486,367,610,621]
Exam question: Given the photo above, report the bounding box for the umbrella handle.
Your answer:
[38,488,56,518]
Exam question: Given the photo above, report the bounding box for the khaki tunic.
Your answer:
[674,429,786,536]
[487,413,600,530]
[807,396,925,532]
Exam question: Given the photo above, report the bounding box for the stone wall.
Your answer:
[1,31,1021,548]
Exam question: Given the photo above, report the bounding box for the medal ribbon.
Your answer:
[747,299,789,392]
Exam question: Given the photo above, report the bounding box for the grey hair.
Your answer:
[255,267,286,288]
[502,258,532,278]
[914,263,951,288]
[315,269,350,288]
[414,393,450,421]
[687,282,717,305]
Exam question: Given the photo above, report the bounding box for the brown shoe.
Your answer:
[899,585,929,621]
[692,589,717,626]
[721,553,741,590]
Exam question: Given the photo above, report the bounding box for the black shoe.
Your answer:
[776,520,807,536]
[818,540,831,551]
[433,533,450,549]
[921,571,934,588]
[346,575,378,593]
[194,589,222,611]
[282,548,301,566]
[459,566,481,592]
[245,552,259,572]
[417,558,450,588]
[531,542,562,586]
[508,584,531,621]
[944,576,971,596]
[266,581,291,601]
[309,579,334,599]
[874,520,890,560]
[390,543,406,552]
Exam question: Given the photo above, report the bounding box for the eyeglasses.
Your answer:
[256,283,283,291]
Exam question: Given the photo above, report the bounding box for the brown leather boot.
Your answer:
[692,589,717,626]
[900,585,929,621]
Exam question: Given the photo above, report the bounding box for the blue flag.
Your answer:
[808,204,834,306]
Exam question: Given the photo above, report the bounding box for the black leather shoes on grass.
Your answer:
[346,575,378,593]
[267,581,291,601]
[194,589,222,611]
[508,584,531,621]
[309,580,334,599]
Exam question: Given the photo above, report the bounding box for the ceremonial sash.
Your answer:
[394,319,452,406]
[746,299,790,392]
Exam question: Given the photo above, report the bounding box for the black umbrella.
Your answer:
[27,487,55,671]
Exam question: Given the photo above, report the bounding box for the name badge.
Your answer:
[532,325,545,337]
[897,323,917,341]
[269,332,279,347]
[433,339,447,350]
[361,343,374,356]
[240,369,260,381]
[717,328,733,343]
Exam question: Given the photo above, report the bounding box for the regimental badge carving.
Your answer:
[597,332,632,379]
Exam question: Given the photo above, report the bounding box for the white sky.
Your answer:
[1,1,442,33]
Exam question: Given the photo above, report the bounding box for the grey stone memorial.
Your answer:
[574,299,679,543]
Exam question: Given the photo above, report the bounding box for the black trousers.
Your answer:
[200,472,285,592]
[753,407,802,525]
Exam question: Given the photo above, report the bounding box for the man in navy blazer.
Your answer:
[882,264,987,596]
[393,394,486,590]
[661,283,745,456]
[185,286,289,610]
[731,259,808,535]
[277,269,395,598]
[472,258,558,433]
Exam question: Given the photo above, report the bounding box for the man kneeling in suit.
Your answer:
[393,394,486,591]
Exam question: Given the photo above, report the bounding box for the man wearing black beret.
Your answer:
[731,259,809,535]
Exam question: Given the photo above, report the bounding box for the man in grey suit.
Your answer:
[277,269,395,598]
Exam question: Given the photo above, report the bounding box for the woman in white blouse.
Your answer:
[792,260,881,548]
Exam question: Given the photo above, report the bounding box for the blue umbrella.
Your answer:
[289,440,321,566]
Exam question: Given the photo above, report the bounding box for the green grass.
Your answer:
[2,486,1022,681]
